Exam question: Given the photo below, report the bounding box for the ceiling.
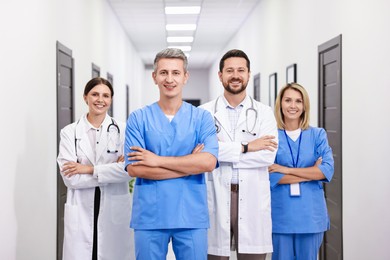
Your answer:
[107,0,261,69]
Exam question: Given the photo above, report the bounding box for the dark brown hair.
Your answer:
[219,49,250,72]
[84,77,114,97]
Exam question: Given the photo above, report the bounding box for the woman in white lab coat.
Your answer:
[57,77,133,260]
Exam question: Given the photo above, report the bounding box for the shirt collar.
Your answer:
[82,114,103,131]
[221,95,249,109]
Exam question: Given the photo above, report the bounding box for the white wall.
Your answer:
[55,0,144,120]
[0,0,144,259]
[208,0,390,259]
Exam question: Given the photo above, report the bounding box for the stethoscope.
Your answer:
[74,118,120,157]
[214,96,258,136]
[106,119,120,153]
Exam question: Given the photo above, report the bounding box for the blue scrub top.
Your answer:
[125,101,218,230]
[270,127,334,233]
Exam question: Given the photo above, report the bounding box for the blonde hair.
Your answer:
[274,83,310,130]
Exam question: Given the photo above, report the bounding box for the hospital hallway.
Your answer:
[1,0,390,259]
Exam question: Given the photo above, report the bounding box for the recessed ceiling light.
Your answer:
[168,46,192,52]
[165,6,201,15]
[166,24,197,31]
[167,36,194,43]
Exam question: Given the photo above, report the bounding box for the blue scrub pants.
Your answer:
[271,233,324,260]
[134,228,208,260]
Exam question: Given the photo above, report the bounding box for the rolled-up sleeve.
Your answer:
[316,128,334,183]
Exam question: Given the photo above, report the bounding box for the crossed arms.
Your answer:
[126,144,217,180]
[268,157,325,184]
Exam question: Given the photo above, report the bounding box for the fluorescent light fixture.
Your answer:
[166,24,197,31]
[168,46,192,52]
[165,6,201,15]
[167,36,194,43]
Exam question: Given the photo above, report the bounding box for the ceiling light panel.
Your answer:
[108,0,262,68]
[165,6,201,14]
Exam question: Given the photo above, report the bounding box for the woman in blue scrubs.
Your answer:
[269,83,334,260]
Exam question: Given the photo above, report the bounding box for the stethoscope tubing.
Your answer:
[213,96,258,135]
[74,118,120,156]
[107,118,120,134]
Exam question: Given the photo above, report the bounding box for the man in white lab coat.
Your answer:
[201,49,278,260]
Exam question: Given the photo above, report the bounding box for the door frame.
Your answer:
[318,34,343,260]
[56,41,74,260]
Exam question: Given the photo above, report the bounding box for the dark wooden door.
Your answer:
[318,35,343,260]
[56,41,74,260]
[107,72,114,116]
[253,73,260,101]
[92,63,100,78]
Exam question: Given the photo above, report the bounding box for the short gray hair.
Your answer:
[153,48,188,72]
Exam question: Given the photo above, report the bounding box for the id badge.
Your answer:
[290,183,301,196]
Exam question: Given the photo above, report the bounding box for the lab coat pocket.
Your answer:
[110,193,132,225]
[64,203,79,233]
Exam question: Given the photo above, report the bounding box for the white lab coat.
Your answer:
[200,96,278,256]
[57,114,134,260]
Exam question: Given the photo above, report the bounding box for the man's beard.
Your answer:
[223,79,248,95]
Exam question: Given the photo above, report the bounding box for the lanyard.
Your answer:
[283,130,302,168]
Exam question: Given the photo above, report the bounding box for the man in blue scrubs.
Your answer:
[125,48,219,260]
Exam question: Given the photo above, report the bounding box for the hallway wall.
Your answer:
[0,0,144,259]
[208,0,390,259]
